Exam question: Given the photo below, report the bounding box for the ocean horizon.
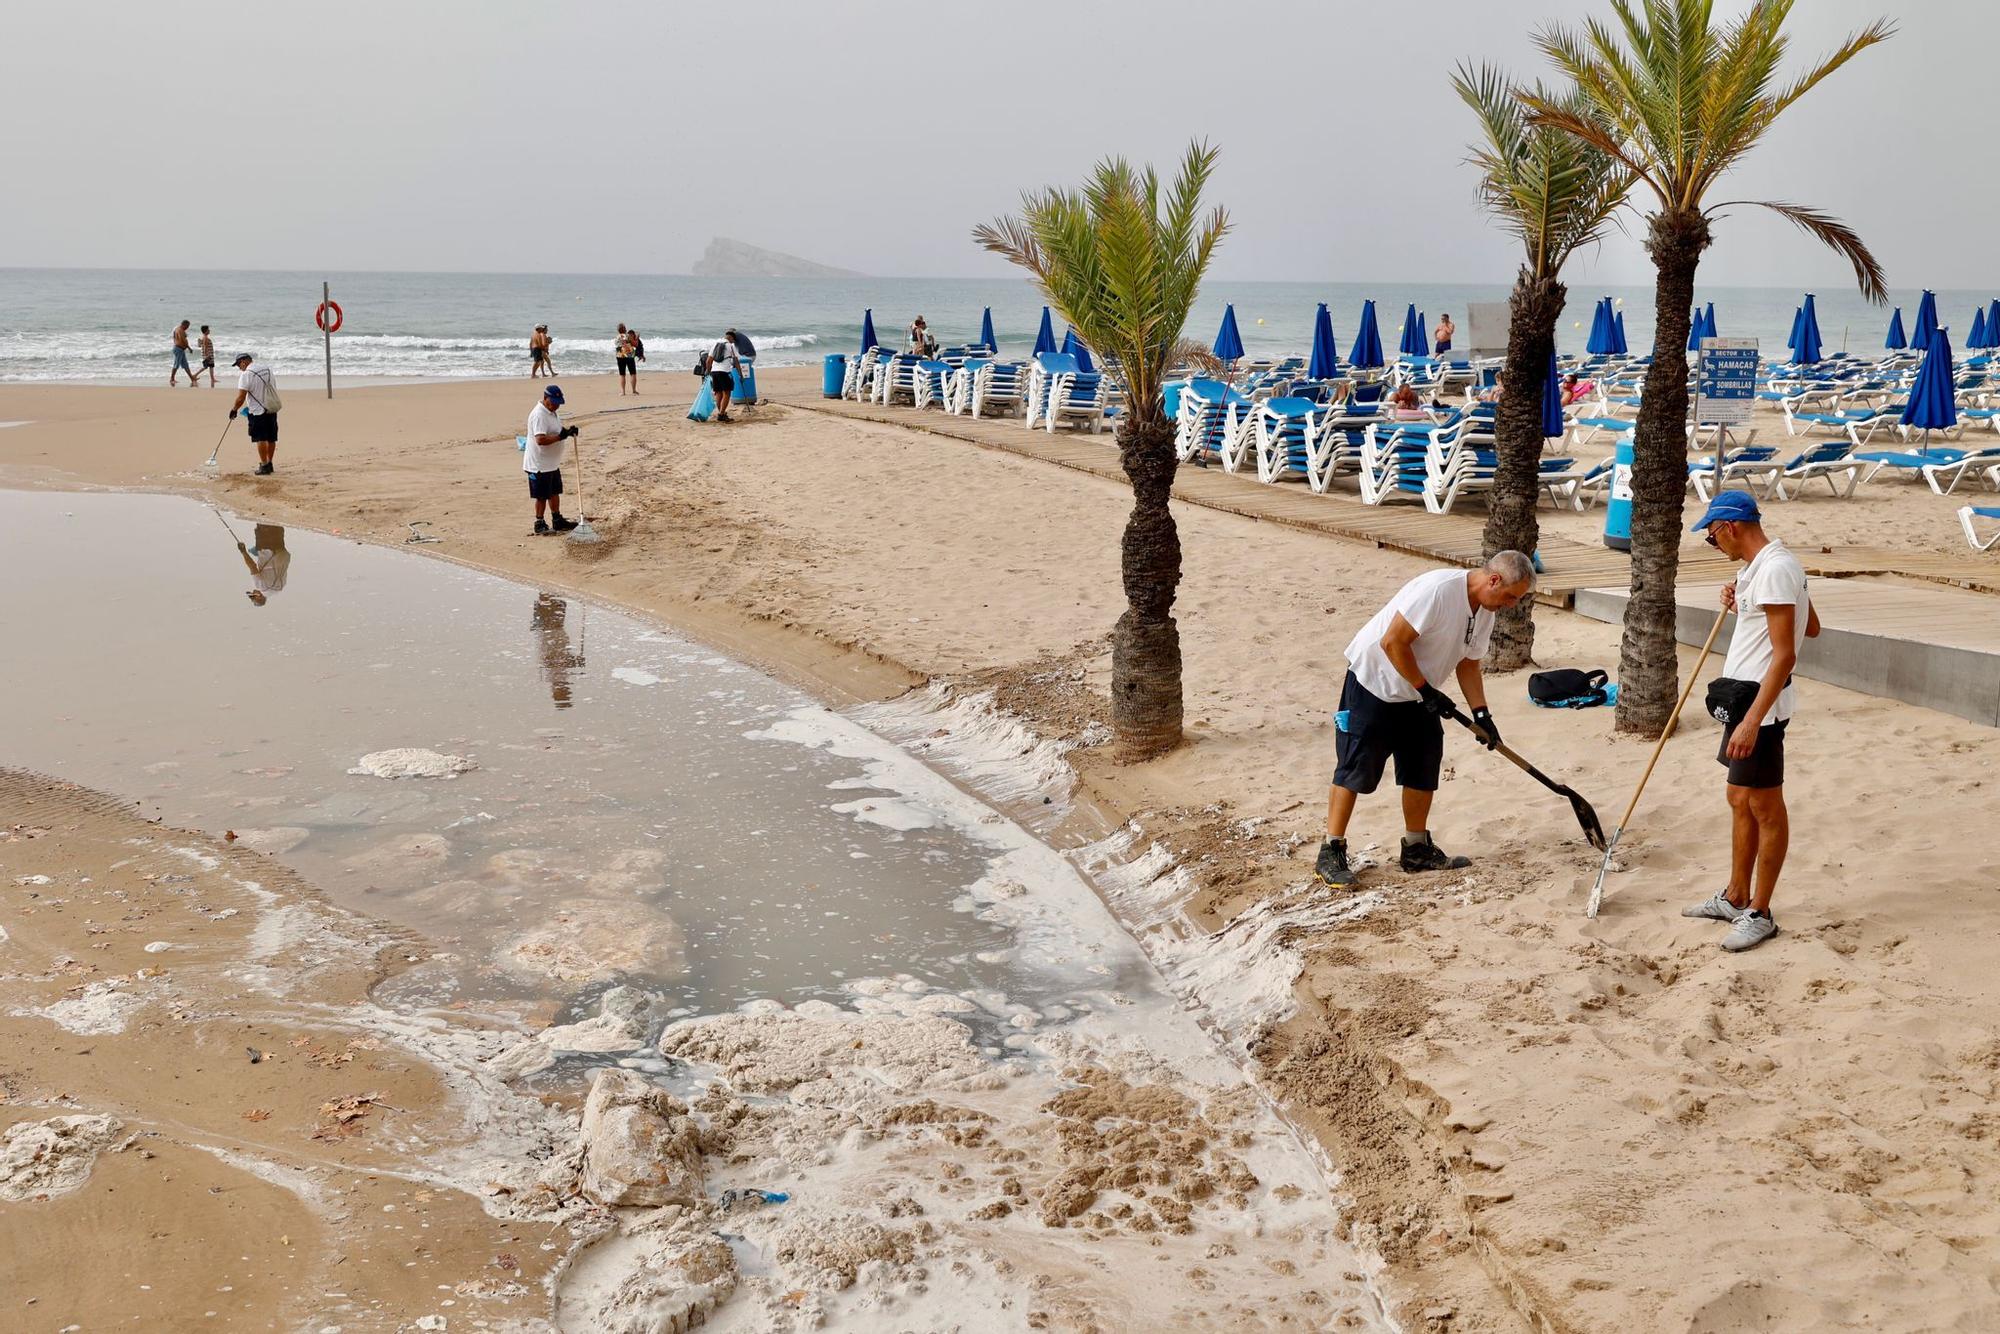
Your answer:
[2,266,1982,383]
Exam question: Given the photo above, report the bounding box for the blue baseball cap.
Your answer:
[542,384,565,406]
[1691,489,1760,531]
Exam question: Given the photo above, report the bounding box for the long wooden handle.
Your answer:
[1615,607,1728,831]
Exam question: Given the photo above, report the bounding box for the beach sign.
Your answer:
[1696,337,1758,427]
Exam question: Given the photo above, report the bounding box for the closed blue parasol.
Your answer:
[1397,304,1423,357]
[1212,304,1245,363]
[1972,306,1990,350]
[1988,301,2000,352]
[1585,298,1617,356]
[1416,311,1429,354]
[1060,327,1096,373]
[1349,300,1385,369]
[1900,326,1957,436]
[979,307,997,353]
[1612,310,1628,356]
[1541,352,1565,439]
[860,309,878,353]
[1703,303,1717,340]
[1308,303,1339,380]
[1911,290,1939,347]
[1884,307,1907,350]
[1785,305,1803,352]
[1793,294,1822,365]
[1686,306,1705,352]
[1033,307,1057,357]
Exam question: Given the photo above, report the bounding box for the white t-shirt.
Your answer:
[524,402,566,474]
[1344,567,1492,702]
[1721,540,1808,725]
[249,546,290,594]
[237,365,276,415]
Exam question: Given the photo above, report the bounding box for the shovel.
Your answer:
[1586,607,1729,917]
[1450,709,1607,851]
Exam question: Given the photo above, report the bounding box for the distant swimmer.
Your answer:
[228,352,282,475]
[171,320,195,387]
[237,522,291,606]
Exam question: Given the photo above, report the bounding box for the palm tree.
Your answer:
[1454,66,1631,670]
[1525,0,1890,735]
[973,146,1229,760]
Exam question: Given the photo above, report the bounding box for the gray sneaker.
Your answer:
[1682,892,1745,923]
[1721,909,1778,952]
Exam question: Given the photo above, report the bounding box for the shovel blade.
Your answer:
[1567,788,1608,851]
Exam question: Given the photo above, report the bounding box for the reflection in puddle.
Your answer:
[532,592,584,708]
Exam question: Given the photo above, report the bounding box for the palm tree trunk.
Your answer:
[1111,418,1184,759]
[1617,208,1711,736]
[1483,267,1566,671]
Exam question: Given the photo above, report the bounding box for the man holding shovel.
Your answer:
[1681,491,1819,952]
[1314,552,1537,888]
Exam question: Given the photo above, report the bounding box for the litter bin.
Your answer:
[822,354,846,398]
[736,360,759,405]
[1603,438,1633,551]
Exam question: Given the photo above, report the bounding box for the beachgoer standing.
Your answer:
[1312,553,1537,888]
[524,384,578,535]
[171,320,195,386]
[1682,491,1820,952]
[615,323,638,396]
[1433,313,1455,355]
[708,331,741,423]
[628,327,646,369]
[227,352,281,475]
[198,326,217,387]
[237,522,291,606]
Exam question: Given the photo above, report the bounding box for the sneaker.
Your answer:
[533,519,551,536]
[1722,909,1778,952]
[256,462,274,475]
[1313,838,1355,889]
[1682,892,1746,923]
[1400,833,1471,874]
[550,514,578,532]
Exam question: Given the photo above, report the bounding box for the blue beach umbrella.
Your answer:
[1612,310,1628,356]
[1884,307,1907,350]
[1971,306,1989,350]
[1792,294,1823,365]
[978,307,997,353]
[1686,307,1705,352]
[1541,353,1565,439]
[1308,303,1339,380]
[1416,311,1430,354]
[1987,301,2000,352]
[1212,304,1245,364]
[1900,326,1957,436]
[1785,305,1803,352]
[1032,307,1057,357]
[1585,298,1617,356]
[1703,303,1717,341]
[1349,300,1385,369]
[1396,304,1423,357]
[860,309,878,353]
[1060,327,1096,373]
[1911,290,1939,347]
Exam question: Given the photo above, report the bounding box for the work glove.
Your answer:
[1418,684,1458,719]
[562,425,580,439]
[228,408,238,420]
[1471,706,1501,750]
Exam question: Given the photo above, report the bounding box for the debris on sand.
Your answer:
[0,1114,126,1201]
[347,748,477,780]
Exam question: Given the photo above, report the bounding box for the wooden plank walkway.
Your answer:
[774,390,2000,607]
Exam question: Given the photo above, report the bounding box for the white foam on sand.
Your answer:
[31,979,147,1035]
[611,667,663,686]
[348,748,477,780]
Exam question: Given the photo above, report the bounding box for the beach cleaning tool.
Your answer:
[1586,608,1728,917]
[204,417,234,469]
[566,429,601,545]
[1450,710,1606,851]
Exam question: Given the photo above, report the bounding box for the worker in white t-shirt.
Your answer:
[236,522,291,607]
[523,384,578,536]
[1313,552,1537,889]
[228,352,281,475]
[1682,491,1821,953]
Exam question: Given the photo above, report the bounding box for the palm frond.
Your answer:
[1714,199,1887,303]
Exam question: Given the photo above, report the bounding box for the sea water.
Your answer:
[3,265,1975,381]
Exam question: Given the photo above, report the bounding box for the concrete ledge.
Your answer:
[1572,587,2000,727]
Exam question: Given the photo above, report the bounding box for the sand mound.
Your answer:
[0,1115,124,1201]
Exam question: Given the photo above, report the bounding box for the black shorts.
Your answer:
[527,468,563,500]
[1720,717,1786,788]
[201,357,215,368]
[1333,671,1443,794]
[246,411,278,444]
[710,370,735,394]
[616,356,637,376]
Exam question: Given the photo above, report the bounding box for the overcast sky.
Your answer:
[7,0,1982,292]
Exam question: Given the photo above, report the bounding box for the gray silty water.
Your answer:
[2,489,1157,1032]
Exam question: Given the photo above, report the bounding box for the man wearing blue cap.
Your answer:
[1684,491,1820,952]
[524,384,579,536]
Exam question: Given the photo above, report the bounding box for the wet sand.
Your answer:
[6,374,2000,1330]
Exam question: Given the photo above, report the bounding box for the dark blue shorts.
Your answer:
[527,468,563,500]
[1333,671,1444,794]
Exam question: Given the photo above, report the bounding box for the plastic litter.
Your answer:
[717,1188,789,1210]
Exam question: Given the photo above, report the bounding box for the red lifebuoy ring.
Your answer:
[315,301,344,334]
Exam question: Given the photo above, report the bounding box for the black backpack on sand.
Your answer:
[1528,668,1611,708]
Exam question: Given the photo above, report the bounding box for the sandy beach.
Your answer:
[6,371,2000,1331]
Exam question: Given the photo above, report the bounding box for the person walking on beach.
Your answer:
[524,383,579,535]
[1682,492,1821,952]
[1312,552,1537,889]
[1433,312,1455,355]
[236,522,291,606]
[530,325,551,378]
[171,320,196,386]
[615,323,639,395]
[197,325,217,387]
[708,331,741,423]
[227,352,282,475]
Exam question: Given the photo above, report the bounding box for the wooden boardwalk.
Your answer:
[773,391,2000,609]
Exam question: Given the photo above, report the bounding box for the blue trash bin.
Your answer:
[1603,438,1634,551]
[736,361,759,405]
[822,354,846,398]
